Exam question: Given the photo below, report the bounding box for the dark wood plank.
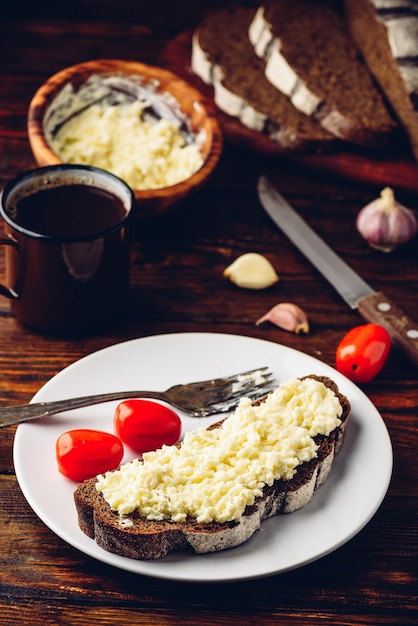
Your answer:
[0,3,417,625]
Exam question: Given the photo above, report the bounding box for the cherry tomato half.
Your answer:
[336,323,391,383]
[114,399,182,454]
[56,429,124,482]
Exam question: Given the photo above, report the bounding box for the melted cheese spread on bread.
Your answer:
[96,377,342,524]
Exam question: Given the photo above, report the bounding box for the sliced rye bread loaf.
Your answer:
[344,0,418,161]
[191,5,335,153]
[249,0,397,147]
[74,375,350,560]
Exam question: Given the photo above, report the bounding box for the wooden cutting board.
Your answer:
[161,31,418,195]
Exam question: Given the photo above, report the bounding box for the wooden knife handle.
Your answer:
[357,291,418,369]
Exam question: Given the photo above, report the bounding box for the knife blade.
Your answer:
[258,175,418,369]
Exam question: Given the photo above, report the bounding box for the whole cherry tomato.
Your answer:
[114,399,182,454]
[336,323,391,383]
[56,429,124,482]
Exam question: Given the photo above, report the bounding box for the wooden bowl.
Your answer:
[27,59,223,215]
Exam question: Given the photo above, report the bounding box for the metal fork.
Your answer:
[0,366,275,427]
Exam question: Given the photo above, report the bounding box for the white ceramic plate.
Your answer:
[14,332,392,582]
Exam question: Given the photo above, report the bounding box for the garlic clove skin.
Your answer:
[356,187,418,252]
[256,302,309,334]
[223,253,279,289]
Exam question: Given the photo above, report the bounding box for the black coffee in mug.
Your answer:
[0,165,136,335]
[12,184,127,238]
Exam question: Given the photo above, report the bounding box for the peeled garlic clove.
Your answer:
[356,187,418,252]
[256,302,309,334]
[223,253,279,289]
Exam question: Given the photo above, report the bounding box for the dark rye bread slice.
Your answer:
[249,0,397,147]
[74,375,350,560]
[191,5,335,153]
[344,0,418,161]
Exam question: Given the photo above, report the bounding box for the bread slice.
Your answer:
[74,375,350,560]
[344,0,418,161]
[191,5,335,153]
[249,0,396,147]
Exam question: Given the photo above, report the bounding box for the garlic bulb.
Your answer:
[223,253,279,289]
[256,302,309,334]
[356,187,417,252]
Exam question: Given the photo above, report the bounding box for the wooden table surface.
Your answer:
[1,2,417,624]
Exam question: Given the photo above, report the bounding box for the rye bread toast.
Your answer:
[74,375,350,560]
[249,0,396,147]
[191,5,335,153]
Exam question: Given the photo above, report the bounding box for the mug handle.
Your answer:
[0,236,18,299]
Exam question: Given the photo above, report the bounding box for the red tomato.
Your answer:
[56,429,124,482]
[336,323,391,383]
[114,399,182,454]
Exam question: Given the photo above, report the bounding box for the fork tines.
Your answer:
[208,366,272,389]
[206,366,276,413]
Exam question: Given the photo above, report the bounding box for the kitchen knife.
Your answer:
[258,175,418,369]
